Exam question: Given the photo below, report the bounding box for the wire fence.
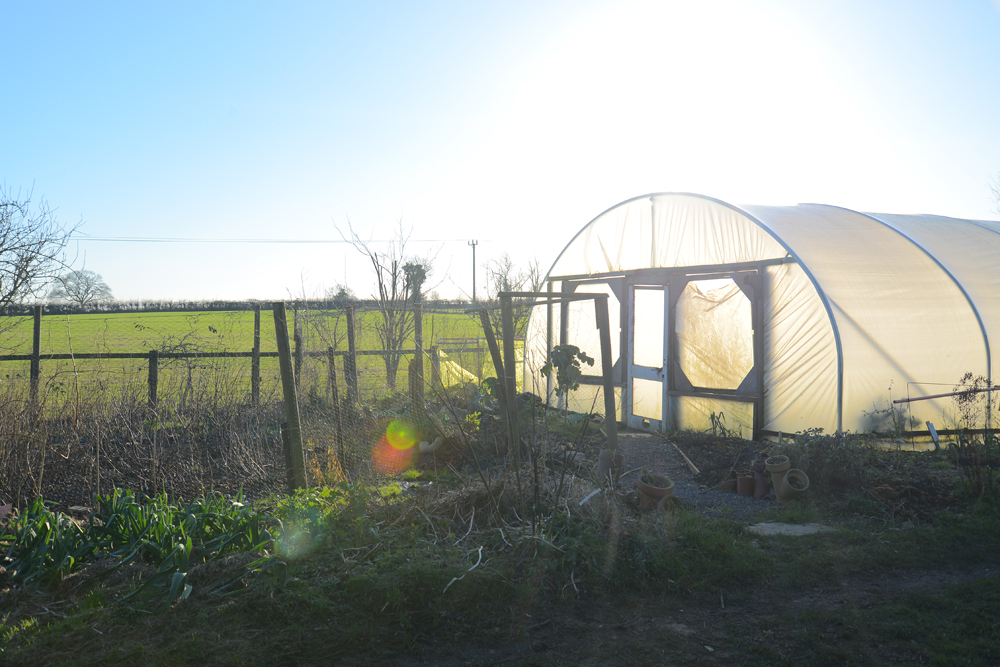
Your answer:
[0,299,542,510]
[0,302,497,413]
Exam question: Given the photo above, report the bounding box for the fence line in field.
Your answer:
[0,304,491,410]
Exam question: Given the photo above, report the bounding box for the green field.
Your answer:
[0,308,490,407]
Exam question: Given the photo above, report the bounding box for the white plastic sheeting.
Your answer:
[525,193,999,435]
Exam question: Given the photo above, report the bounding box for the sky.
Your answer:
[4,0,1000,302]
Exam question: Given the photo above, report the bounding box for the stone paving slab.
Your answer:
[745,522,836,536]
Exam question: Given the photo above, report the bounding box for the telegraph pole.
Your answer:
[468,239,478,302]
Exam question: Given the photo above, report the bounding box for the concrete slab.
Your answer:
[746,522,836,536]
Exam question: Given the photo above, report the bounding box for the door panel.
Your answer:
[627,286,667,430]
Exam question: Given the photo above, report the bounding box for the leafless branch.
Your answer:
[0,185,78,309]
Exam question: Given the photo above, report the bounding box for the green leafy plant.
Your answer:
[0,489,285,610]
[0,497,93,588]
[540,345,595,398]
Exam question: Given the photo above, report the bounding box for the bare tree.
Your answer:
[0,186,77,308]
[485,253,542,341]
[48,269,113,307]
[337,219,436,390]
[990,172,1000,215]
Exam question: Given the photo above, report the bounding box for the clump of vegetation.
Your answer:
[0,489,284,611]
[951,372,1000,503]
[540,344,594,397]
[768,428,883,492]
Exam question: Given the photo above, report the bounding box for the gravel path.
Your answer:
[615,432,777,522]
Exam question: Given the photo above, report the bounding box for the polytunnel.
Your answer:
[523,193,1000,438]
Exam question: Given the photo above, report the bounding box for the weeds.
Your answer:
[769,429,885,492]
[951,373,1000,504]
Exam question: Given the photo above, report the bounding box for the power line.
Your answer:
[68,235,474,244]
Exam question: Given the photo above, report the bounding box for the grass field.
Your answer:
[0,307,489,406]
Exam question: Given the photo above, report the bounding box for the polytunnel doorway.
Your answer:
[624,270,762,437]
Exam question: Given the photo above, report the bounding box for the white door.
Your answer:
[627,285,669,431]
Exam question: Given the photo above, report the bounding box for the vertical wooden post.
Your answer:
[752,270,765,440]
[273,302,307,491]
[345,305,358,405]
[558,283,571,411]
[252,304,261,406]
[430,345,440,385]
[293,306,303,382]
[594,295,618,452]
[500,295,520,454]
[412,303,424,410]
[498,296,524,510]
[408,359,417,399]
[30,305,41,408]
[327,347,344,465]
[148,350,159,408]
[476,336,483,382]
[280,423,294,490]
[479,310,506,399]
[545,281,554,405]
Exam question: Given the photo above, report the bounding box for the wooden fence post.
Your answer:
[273,302,307,491]
[327,347,344,465]
[293,306,303,382]
[345,305,358,405]
[408,359,417,401]
[500,295,520,454]
[30,305,41,408]
[494,298,524,516]
[412,302,424,410]
[478,308,509,440]
[476,337,483,382]
[430,345,440,384]
[593,294,618,452]
[252,304,261,406]
[148,350,158,408]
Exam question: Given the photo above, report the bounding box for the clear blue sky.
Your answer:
[4,0,1000,301]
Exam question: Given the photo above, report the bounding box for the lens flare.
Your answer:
[385,420,417,450]
[372,435,415,474]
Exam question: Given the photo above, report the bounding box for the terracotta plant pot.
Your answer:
[765,455,790,475]
[736,472,755,497]
[636,474,674,510]
[765,455,804,501]
[776,468,810,503]
[753,472,769,498]
[715,470,738,492]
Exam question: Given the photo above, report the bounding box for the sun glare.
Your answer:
[372,420,417,474]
